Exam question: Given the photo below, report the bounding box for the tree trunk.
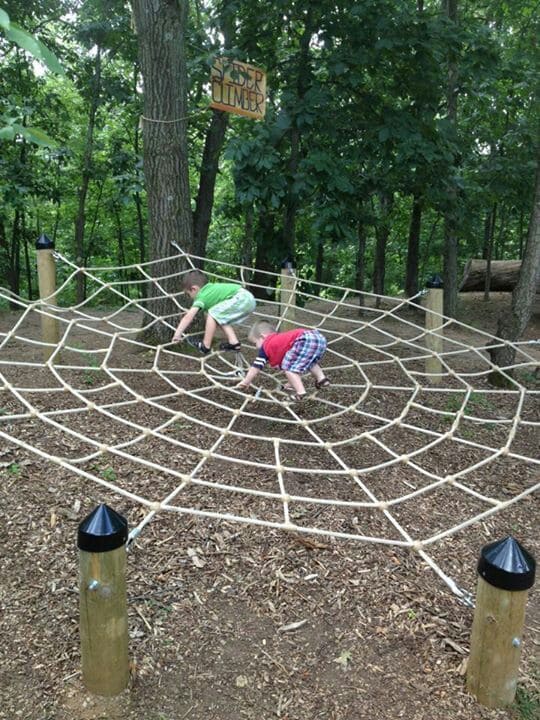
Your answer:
[373,193,392,306]
[192,0,235,265]
[132,0,193,344]
[356,219,367,309]
[489,153,540,377]
[282,7,313,259]
[459,259,535,292]
[314,238,324,288]
[192,109,229,264]
[483,206,496,301]
[405,193,423,297]
[114,203,130,299]
[250,210,276,300]
[74,46,102,304]
[482,204,496,260]
[133,67,146,267]
[442,0,459,318]
[9,209,21,306]
[22,210,33,300]
[240,203,254,275]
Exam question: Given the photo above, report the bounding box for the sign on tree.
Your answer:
[210,58,266,120]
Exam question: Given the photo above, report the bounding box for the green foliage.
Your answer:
[0,0,538,310]
[514,684,540,720]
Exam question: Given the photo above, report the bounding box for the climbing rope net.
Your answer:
[0,246,538,601]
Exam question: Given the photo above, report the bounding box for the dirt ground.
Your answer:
[0,292,538,720]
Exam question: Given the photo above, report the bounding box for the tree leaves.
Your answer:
[1,15,65,76]
[0,7,9,30]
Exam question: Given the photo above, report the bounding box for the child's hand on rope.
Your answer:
[172,330,185,343]
[236,382,254,395]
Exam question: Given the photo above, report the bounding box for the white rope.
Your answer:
[1,248,538,602]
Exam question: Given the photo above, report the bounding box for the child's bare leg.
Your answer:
[309,364,325,383]
[284,371,306,396]
[220,324,240,345]
[203,316,218,348]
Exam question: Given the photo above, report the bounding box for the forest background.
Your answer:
[0,0,538,330]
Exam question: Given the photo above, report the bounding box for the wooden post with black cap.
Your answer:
[78,504,129,696]
[424,273,444,385]
[35,233,59,360]
[467,536,536,707]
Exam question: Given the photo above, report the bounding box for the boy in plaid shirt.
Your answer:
[238,321,330,400]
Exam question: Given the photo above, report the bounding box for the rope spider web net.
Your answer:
[0,246,538,602]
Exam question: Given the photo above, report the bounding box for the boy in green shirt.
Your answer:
[172,270,256,354]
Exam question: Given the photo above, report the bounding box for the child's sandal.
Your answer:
[187,338,211,354]
[219,342,241,352]
[315,377,330,390]
[290,392,306,402]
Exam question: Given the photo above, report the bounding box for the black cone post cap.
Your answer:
[78,504,128,553]
[36,233,54,250]
[281,257,295,270]
[477,536,536,591]
[426,273,443,288]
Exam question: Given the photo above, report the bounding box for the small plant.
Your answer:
[444,392,495,415]
[8,462,21,476]
[514,686,540,720]
[71,342,106,386]
[101,466,117,482]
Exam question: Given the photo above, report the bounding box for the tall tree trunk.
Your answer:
[373,193,393,306]
[22,210,32,300]
[518,209,525,258]
[482,204,496,259]
[495,206,507,259]
[483,205,496,300]
[442,0,459,317]
[489,152,540,376]
[191,0,235,265]
[282,8,313,258]
[314,238,324,288]
[356,219,367,310]
[240,203,254,274]
[74,46,102,304]
[114,203,130,299]
[132,0,193,343]
[251,210,276,300]
[133,65,146,267]
[8,209,21,307]
[192,109,229,264]
[405,192,423,297]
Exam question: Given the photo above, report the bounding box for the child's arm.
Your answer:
[237,366,260,389]
[172,306,200,342]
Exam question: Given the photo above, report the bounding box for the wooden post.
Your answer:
[280,258,297,331]
[424,274,444,385]
[35,234,59,361]
[467,536,536,708]
[78,504,130,696]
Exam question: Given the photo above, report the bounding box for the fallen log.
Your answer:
[459,259,538,292]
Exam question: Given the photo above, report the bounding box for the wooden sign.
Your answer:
[210,58,266,120]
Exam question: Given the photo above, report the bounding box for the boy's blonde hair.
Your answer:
[249,320,276,342]
[182,270,208,291]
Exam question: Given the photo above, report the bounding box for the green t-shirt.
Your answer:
[192,282,242,312]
